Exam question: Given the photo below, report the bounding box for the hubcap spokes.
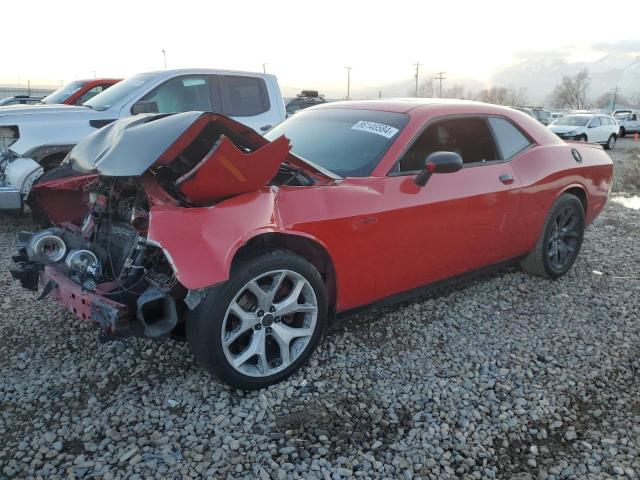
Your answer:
[548,206,579,270]
[221,270,318,377]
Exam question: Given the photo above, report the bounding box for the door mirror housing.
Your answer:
[131,101,159,115]
[415,151,463,186]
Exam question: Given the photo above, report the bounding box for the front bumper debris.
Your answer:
[11,255,129,335]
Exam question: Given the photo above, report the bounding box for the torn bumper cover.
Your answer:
[11,260,129,336]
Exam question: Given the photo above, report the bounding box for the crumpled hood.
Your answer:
[548,125,584,134]
[64,111,331,206]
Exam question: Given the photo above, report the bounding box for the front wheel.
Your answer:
[577,134,587,142]
[521,193,585,279]
[604,134,616,150]
[187,250,328,389]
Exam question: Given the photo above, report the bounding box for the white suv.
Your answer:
[613,110,640,137]
[0,69,286,210]
[548,114,619,150]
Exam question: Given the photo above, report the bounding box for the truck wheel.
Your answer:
[187,250,328,389]
[521,193,584,279]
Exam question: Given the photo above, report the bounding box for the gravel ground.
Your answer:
[0,139,639,479]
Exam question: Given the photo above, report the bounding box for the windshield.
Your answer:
[265,108,409,177]
[553,116,590,127]
[84,73,157,111]
[41,81,84,104]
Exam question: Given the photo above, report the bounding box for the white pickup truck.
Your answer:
[0,68,286,210]
[613,110,640,137]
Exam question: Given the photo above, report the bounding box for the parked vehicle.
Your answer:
[513,106,551,125]
[0,95,44,106]
[40,79,121,106]
[547,113,619,149]
[0,69,286,211]
[612,109,640,137]
[10,100,613,389]
[285,90,325,115]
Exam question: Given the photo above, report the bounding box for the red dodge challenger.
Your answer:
[11,100,613,389]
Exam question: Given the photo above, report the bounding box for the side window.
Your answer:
[76,86,105,105]
[219,76,269,116]
[589,117,601,127]
[488,117,531,160]
[397,118,500,173]
[139,76,212,113]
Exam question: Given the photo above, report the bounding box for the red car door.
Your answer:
[368,116,526,298]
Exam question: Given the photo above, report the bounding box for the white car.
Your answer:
[0,69,286,210]
[613,110,640,137]
[547,114,619,150]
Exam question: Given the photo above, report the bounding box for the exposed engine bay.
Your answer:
[10,111,333,340]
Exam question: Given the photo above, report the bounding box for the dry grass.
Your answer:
[617,147,640,193]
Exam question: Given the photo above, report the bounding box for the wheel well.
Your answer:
[564,187,587,213]
[40,151,69,171]
[232,233,337,313]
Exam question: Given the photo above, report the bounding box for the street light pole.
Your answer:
[345,66,352,100]
[262,63,268,73]
[162,49,167,69]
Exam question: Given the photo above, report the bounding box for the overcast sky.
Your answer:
[3,0,639,97]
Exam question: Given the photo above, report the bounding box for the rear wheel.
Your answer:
[521,194,584,279]
[604,134,616,150]
[187,250,327,389]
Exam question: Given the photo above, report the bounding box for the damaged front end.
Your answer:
[11,111,327,340]
[0,126,43,210]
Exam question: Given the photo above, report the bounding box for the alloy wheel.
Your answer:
[221,269,318,377]
[547,205,581,270]
[608,136,615,149]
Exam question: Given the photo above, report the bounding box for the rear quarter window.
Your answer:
[219,76,270,117]
[488,117,531,160]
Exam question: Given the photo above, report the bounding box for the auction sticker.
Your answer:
[351,121,399,139]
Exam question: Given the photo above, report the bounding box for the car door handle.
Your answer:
[499,174,514,185]
[260,124,272,132]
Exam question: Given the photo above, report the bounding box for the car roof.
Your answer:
[309,98,527,116]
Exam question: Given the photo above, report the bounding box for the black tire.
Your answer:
[520,193,585,279]
[186,250,328,390]
[604,134,616,150]
[620,128,626,138]
[577,134,587,142]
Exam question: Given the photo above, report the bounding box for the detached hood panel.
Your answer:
[65,111,326,204]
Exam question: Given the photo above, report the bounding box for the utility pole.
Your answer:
[379,90,382,99]
[27,80,30,96]
[345,66,352,100]
[612,85,618,111]
[262,63,268,73]
[162,49,167,69]
[434,71,446,98]
[413,61,421,97]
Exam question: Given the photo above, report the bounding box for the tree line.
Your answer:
[411,69,640,110]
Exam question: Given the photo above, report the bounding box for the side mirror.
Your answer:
[415,151,462,187]
[131,101,159,115]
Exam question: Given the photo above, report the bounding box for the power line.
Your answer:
[434,72,446,98]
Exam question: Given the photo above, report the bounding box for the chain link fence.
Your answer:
[0,87,55,100]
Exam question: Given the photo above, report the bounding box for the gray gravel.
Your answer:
[1,139,639,479]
